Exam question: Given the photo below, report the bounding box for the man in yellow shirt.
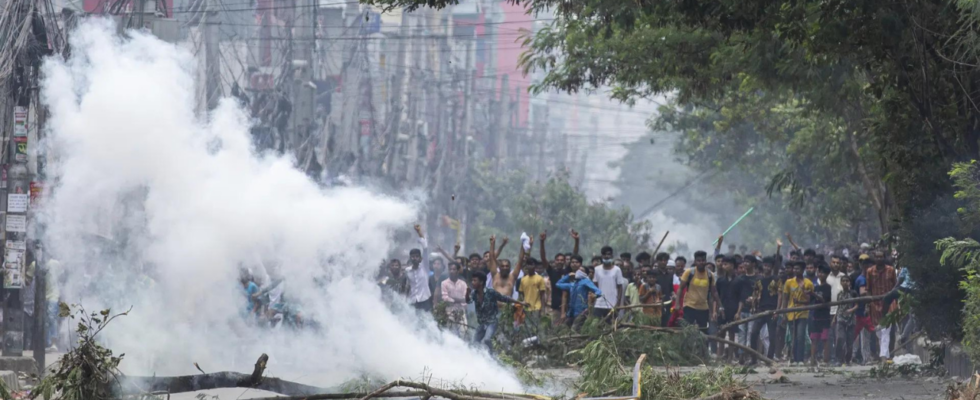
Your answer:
[781,261,814,365]
[679,250,721,333]
[520,259,547,329]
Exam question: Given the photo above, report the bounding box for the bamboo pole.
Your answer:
[652,231,670,255]
[713,292,888,336]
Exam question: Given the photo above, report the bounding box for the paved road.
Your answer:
[32,351,951,400]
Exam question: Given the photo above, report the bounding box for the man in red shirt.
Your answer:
[865,250,897,360]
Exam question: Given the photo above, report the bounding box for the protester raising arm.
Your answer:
[496,236,509,259]
[570,229,580,256]
[488,235,498,276]
[715,235,724,257]
[785,232,801,252]
[436,243,461,263]
[513,236,532,283]
[540,231,550,269]
[415,224,430,276]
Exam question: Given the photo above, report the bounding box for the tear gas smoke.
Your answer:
[38,18,520,390]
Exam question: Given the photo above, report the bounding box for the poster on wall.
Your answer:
[3,241,25,289]
[5,215,26,233]
[29,182,41,207]
[4,267,23,289]
[7,194,28,213]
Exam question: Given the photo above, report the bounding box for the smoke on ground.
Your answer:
[37,18,520,390]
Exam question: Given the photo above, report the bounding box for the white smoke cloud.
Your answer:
[38,18,520,391]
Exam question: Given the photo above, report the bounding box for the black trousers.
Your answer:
[683,307,709,332]
[749,313,777,362]
[412,297,433,312]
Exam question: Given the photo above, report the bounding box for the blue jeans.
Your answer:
[46,302,59,347]
[473,322,497,352]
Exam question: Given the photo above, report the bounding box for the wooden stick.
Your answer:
[361,381,401,400]
[358,380,533,400]
[714,293,888,336]
[546,334,593,343]
[652,231,670,255]
[615,300,671,311]
[704,336,776,367]
[249,391,430,400]
[617,323,681,333]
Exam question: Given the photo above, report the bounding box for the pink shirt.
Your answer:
[441,278,468,311]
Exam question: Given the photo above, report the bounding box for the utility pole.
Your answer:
[201,0,220,113]
[383,11,410,178]
[0,0,46,359]
[462,39,474,171]
[536,105,547,180]
[330,1,361,177]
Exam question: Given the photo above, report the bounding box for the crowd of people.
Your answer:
[234,224,918,367]
[7,219,915,372]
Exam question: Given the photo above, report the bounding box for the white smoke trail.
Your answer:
[38,18,520,391]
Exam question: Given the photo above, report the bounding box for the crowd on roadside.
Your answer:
[356,226,917,367]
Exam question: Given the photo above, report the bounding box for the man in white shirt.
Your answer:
[592,245,626,321]
[827,255,845,364]
[406,224,433,312]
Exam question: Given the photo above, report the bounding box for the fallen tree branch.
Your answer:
[547,334,594,343]
[361,381,402,400]
[248,391,429,400]
[618,324,776,367]
[615,300,671,311]
[692,388,757,400]
[703,336,775,368]
[122,354,325,396]
[714,293,888,336]
[358,380,528,400]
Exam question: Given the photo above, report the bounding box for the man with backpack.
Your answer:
[679,250,721,333]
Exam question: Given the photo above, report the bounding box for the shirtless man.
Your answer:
[488,235,527,298]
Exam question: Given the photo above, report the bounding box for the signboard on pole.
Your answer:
[13,137,27,163]
[2,241,25,289]
[29,182,41,207]
[13,106,27,138]
[5,215,26,233]
[7,194,28,213]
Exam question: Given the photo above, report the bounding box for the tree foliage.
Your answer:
[370,0,980,338]
[655,92,884,249]
[33,304,131,400]
[938,161,980,361]
[460,162,652,259]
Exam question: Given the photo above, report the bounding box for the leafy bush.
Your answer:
[33,304,130,400]
[573,335,760,400]
[936,160,980,361]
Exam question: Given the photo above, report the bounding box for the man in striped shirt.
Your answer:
[866,250,897,360]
